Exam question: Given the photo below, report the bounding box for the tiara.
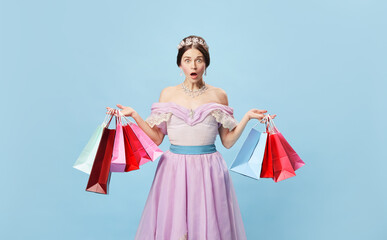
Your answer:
[177,37,209,50]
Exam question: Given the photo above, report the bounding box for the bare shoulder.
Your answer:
[207,84,229,106]
[159,85,179,102]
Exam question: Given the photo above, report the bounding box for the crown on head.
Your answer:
[177,37,209,50]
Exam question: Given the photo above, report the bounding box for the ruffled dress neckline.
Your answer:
[147,101,237,131]
[152,101,234,112]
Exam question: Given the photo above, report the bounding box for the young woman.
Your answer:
[107,35,275,240]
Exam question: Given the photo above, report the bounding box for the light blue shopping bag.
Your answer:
[73,124,105,174]
[73,112,113,174]
[229,125,268,180]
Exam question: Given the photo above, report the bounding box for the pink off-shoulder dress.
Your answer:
[135,102,247,240]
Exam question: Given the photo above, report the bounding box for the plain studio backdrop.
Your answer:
[1,0,386,239]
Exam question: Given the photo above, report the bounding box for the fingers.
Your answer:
[264,114,277,119]
[106,107,116,115]
[250,108,277,123]
[260,114,269,123]
[252,109,267,113]
[258,113,276,123]
[106,105,124,115]
[250,112,265,120]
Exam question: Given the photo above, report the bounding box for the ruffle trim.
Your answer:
[145,112,172,128]
[211,109,238,130]
[145,110,237,131]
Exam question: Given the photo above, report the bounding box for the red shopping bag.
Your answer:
[86,115,115,194]
[276,132,304,171]
[260,133,273,178]
[270,121,305,171]
[129,122,163,165]
[120,113,163,166]
[270,132,296,182]
[122,124,150,172]
[269,118,304,171]
[122,124,140,172]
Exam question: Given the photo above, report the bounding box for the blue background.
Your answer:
[1,0,386,239]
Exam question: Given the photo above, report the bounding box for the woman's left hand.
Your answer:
[246,109,277,123]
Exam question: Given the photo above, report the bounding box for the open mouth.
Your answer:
[190,73,198,76]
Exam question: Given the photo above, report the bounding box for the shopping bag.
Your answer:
[110,114,127,172]
[73,124,104,174]
[259,133,273,178]
[268,118,296,182]
[122,124,151,171]
[73,113,111,174]
[122,125,140,172]
[270,122,305,171]
[126,118,163,165]
[86,114,115,194]
[230,124,267,179]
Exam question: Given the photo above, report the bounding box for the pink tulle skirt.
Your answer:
[135,150,247,240]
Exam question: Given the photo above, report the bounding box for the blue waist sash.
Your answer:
[169,144,217,155]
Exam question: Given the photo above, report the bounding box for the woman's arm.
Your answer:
[107,104,165,146]
[107,103,169,147]
[129,110,165,146]
[107,87,174,146]
[217,89,270,149]
[219,110,267,149]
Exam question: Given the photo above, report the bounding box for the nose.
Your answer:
[190,61,197,69]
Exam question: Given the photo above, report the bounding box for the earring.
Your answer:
[180,70,183,76]
[204,69,207,76]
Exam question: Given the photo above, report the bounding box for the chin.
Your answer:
[189,76,203,81]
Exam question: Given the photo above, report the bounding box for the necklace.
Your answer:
[181,81,208,98]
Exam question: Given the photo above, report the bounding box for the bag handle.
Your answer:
[269,116,278,132]
[118,110,134,125]
[102,109,112,125]
[251,114,275,133]
[102,109,115,127]
[116,109,122,126]
[104,109,116,128]
[266,115,279,134]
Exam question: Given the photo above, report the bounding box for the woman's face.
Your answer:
[180,48,206,82]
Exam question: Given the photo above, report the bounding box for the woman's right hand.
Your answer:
[106,104,137,118]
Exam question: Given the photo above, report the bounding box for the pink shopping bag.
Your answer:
[110,113,126,172]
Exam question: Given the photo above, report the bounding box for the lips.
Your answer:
[190,72,198,79]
